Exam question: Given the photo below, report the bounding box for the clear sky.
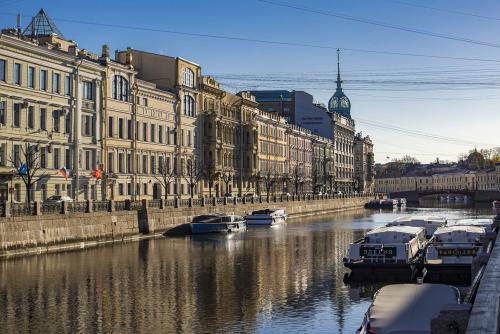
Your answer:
[1,0,499,163]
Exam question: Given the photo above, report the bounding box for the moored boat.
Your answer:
[364,199,397,209]
[424,225,488,284]
[358,283,460,334]
[343,226,427,281]
[191,214,246,234]
[387,215,447,238]
[454,218,496,233]
[244,208,287,226]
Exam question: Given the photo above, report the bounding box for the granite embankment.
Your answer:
[0,195,373,258]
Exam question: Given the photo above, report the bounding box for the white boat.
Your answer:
[244,208,287,226]
[424,225,488,283]
[387,215,447,238]
[344,226,427,276]
[191,214,246,234]
[358,284,459,334]
[454,218,495,232]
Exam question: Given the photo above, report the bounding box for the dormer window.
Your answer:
[182,68,195,88]
[113,75,129,102]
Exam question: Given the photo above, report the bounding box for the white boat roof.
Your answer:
[394,215,447,223]
[367,225,424,236]
[455,218,493,226]
[369,284,458,333]
[434,225,486,235]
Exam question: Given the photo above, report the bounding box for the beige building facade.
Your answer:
[354,132,375,194]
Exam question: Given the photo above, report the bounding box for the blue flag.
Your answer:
[18,164,28,176]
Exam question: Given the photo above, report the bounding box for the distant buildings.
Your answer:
[0,9,375,203]
[354,133,375,193]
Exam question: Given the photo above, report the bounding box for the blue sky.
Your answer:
[1,0,499,163]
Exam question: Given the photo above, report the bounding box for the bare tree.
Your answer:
[262,170,276,200]
[9,143,49,206]
[182,158,203,199]
[153,158,176,200]
[203,160,217,198]
[291,165,303,195]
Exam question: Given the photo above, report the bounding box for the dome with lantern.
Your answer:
[328,49,351,119]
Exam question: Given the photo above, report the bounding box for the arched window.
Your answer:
[184,95,196,117]
[182,68,195,88]
[113,75,129,102]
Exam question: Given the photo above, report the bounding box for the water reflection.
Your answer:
[0,205,493,333]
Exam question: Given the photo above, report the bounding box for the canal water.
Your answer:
[0,203,494,333]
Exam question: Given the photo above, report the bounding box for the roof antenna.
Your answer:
[16,14,21,36]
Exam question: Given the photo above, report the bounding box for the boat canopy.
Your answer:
[433,226,486,243]
[454,218,494,231]
[250,208,284,215]
[393,215,447,224]
[367,284,458,334]
[365,226,425,244]
[192,214,244,224]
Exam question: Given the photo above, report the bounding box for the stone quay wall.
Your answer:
[0,195,373,258]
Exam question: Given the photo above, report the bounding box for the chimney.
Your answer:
[126,47,133,65]
[101,44,110,58]
[16,14,21,35]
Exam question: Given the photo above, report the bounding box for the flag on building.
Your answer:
[93,168,103,180]
[58,167,70,180]
[18,164,28,176]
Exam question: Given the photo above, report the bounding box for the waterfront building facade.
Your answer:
[311,135,335,194]
[0,12,103,203]
[287,125,313,195]
[354,132,375,193]
[116,49,201,198]
[255,109,288,196]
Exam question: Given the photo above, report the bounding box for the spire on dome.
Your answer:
[336,48,342,90]
[22,9,65,39]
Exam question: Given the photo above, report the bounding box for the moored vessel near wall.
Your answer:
[244,208,287,226]
[424,225,489,284]
[357,284,460,334]
[387,215,447,238]
[190,214,247,235]
[364,199,398,209]
[454,218,496,233]
[343,226,427,281]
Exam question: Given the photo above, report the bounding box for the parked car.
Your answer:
[44,195,73,204]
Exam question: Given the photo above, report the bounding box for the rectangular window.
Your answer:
[150,156,155,174]
[143,183,148,195]
[108,152,114,173]
[187,130,191,147]
[108,116,113,137]
[119,183,124,196]
[0,101,5,125]
[0,143,5,166]
[40,108,46,130]
[150,124,155,142]
[166,157,171,173]
[83,81,93,100]
[85,150,91,170]
[53,73,60,93]
[40,69,47,91]
[173,129,178,146]
[127,183,132,196]
[14,63,21,85]
[40,147,46,168]
[53,111,60,132]
[65,75,71,96]
[82,115,91,136]
[136,96,140,105]
[53,148,60,169]
[0,59,5,81]
[127,153,132,173]
[65,148,71,169]
[28,66,35,88]
[13,144,20,167]
[142,123,147,142]
[65,112,71,134]
[127,119,132,139]
[28,106,34,129]
[159,125,163,143]
[142,155,148,174]
[118,153,124,173]
[166,126,171,144]
[118,118,124,139]
[143,98,148,106]
[13,103,21,128]
[135,121,139,140]
[181,129,184,146]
